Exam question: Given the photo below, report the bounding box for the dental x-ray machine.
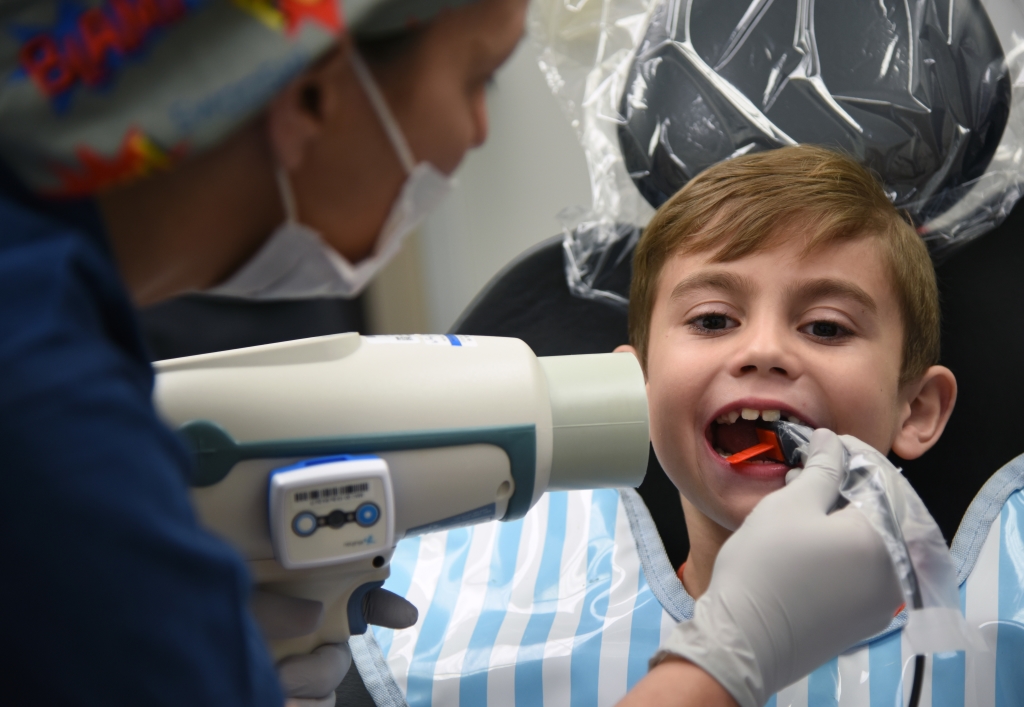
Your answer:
[153,332,650,658]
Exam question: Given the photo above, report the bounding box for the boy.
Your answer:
[615,144,957,599]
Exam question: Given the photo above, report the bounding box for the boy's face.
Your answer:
[641,231,909,531]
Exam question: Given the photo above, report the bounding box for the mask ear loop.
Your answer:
[275,166,300,224]
[348,47,417,176]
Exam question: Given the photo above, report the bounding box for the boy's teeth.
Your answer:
[787,415,801,423]
[716,408,790,424]
[715,447,729,458]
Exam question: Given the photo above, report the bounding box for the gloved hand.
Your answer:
[279,644,352,707]
[251,587,418,706]
[653,429,904,707]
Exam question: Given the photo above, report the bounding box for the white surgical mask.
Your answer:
[208,49,454,300]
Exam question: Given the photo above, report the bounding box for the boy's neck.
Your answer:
[679,493,733,599]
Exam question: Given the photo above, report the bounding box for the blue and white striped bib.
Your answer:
[351,455,1024,707]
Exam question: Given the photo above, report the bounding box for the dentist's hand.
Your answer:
[637,429,903,707]
[252,588,418,707]
[279,644,352,707]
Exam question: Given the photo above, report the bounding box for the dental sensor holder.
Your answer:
[738,421,970,657]
[725,426,786,465]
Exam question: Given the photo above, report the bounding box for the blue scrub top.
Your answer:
[0,167,284,706]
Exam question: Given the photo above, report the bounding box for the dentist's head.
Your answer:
[208,0,528,300]
[0,0,527,305]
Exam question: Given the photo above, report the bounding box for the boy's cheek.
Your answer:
[665,460,771,532]
[648,394,700,466]
[825,392,901,454]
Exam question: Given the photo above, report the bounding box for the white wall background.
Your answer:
[415,35,593,332]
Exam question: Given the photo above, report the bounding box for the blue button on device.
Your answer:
[293,511,318,537]
[356,503,380,527]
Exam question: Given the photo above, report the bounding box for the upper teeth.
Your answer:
[716,408,796,424]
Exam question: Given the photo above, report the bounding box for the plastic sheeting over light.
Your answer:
[531,0,1024,305]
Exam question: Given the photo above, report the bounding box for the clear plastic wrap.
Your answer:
[531,0,1024,304]
[776,422,970,654]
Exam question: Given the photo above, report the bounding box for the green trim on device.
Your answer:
[179,421,538,521]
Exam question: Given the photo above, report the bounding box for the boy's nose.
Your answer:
[739,360,789,376]
[732,321,798,378]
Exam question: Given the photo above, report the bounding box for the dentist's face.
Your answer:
[643,231,906,531]
[276,0,527,265]
[369,0,528,176]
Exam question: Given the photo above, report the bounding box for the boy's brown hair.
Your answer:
[628,145,939,385]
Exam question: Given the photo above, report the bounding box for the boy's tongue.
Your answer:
[713,418,761,454]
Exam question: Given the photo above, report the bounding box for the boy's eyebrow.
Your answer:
[788,278,878,313]
[669,271,751,301]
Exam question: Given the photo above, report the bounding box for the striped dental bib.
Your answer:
[352,456,1024,707]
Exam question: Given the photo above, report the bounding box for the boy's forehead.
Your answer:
[657,232,897,308]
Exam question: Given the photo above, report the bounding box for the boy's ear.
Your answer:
[891,365,957,460]
[613,344,647,382]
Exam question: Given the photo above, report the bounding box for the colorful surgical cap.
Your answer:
[0,0,474,196]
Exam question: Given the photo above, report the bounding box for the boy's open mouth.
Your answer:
[707,408,809,463]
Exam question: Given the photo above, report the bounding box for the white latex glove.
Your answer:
[653,429,904,707]
[251,588,418,706]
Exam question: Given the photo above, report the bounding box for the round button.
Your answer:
[327,509,347,529]
[292,512,317,537]
[356,503,380,527]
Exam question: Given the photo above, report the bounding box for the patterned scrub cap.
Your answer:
[0,0,476,196]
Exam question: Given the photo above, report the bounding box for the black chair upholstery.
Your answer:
[139,294,367,361]
[451,200,1024,566]
[901,203,1024,543]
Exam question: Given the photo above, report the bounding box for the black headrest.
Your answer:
[617,0,1011,225]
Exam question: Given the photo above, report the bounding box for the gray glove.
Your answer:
[252,587,418,706]
[653,429,904,707]
[362,585,419,629]
[279,644,352,707]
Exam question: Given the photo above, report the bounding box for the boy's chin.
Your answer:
[702,478,784,532]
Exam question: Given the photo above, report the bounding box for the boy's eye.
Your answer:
[700,315,729,329]
[801,320,851,340]
[688,312,737,334]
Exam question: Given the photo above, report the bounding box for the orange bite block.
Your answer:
[726,428,785,465]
